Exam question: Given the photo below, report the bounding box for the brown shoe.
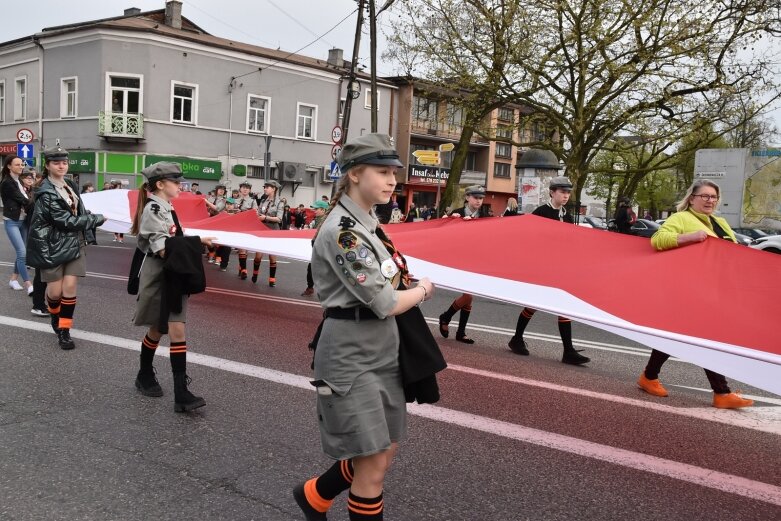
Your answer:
[637,374,669,397]
[713,392,753,409]
[301,287,315,296]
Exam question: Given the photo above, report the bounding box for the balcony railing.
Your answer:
[411,118,489,144]
[98,111,144,139]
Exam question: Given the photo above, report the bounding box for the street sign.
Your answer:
[331,125,343,144]
[17,143,34,161]
[16,128,34,144]
[329,161,342,180]
[331,144,343,161]
[412,149,440,166]
[439,143,455,152]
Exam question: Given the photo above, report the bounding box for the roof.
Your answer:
[2,8,395,86]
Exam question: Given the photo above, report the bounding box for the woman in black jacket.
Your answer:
[26,146,105,350]
[1,156,34,294]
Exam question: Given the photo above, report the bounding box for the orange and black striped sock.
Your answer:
[253,260,261,276]
[347,491,383,520]
[46,296,61,316]
[268,261,277,281]
[169,341,187,373]
[58,296,77,330]
[514,307,536,337]
[140,334,160,370]
[301,459,353,513]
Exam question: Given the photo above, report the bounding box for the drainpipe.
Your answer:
[32,36,44,149]
[227,77,235,185]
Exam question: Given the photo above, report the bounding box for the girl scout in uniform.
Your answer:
[294,133,434,521]
[234,182,258,279]
[251,180,284,286]
[205,184,227,264]
[130,162,214,412]
[26,146,105,350]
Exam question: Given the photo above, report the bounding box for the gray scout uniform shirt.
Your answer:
[258,195,284,230]
[207,195,226,215]
[137,194,177,254]
[311,194,400,320]
[234,194,258,212]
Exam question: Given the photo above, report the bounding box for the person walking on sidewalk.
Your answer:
[507,176,590,365]
[130,162,215,412]
[26,146,105,350]
[636,179,753,409]
[1,156,34,295]
[294,133,434,521]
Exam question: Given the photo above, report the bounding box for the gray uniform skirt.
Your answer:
[313,316,406,460]
[133,256,187,326]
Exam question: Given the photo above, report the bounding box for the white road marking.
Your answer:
[446,364,781,434]
[668,384,781,406]
[2,314,780,507]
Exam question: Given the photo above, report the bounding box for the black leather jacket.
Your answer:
[1,176,33,221]
[26,177,104,269]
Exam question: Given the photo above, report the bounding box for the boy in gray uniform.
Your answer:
[294,133,434,521]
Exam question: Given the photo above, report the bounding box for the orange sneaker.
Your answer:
[637,374,669,397]
[713,392,754,409]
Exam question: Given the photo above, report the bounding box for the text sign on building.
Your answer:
[408,165,449,185]
[695,171,726,178]
[67,152,95,173]
[145,155,221,180]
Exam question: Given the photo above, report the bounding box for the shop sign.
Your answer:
[408,165,449,185]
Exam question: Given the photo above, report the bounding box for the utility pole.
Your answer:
[369,0,378,132]
[342,0,365,143]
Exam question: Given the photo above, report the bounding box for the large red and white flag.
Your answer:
[84,190,780,396]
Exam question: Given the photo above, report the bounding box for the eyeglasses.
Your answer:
[692,194,719,201]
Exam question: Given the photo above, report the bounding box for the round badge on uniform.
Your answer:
[336,255,344,265]
[356,273,367,284]
[358,246,369,258]
[346,251,357,262]
[380,258,399,279]
[365,256,374,266]
[352,262,363,271]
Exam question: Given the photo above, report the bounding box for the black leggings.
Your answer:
[306,263,314,289]
[644,349,730,394]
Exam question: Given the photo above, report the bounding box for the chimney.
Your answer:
[327,48,344,68]
[124,7,141,16]
[165,0,183,30]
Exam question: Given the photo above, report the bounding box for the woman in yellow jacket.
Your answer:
[637,179,753,409]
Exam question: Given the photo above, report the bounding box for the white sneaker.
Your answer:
[26,285,33,295]
[31,308,49,317]
[9,280,23,291]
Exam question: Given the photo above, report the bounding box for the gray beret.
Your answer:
[338,133,403,171]
[263,179,282,189]
[142,161,183,183]
[43,145,69,162]
[465,185,486,197]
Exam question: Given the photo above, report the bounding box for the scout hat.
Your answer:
[141,161,183,184]
[549,176,573,191]
[239,181,252,189]
[338,133,403,171]
[263,180,281,189]
[311,200,329,210]
[43,145,69,162]
[465,185,486,197]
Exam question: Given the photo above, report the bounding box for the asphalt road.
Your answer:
[1,231,779,521]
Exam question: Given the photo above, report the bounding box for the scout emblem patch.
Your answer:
[338,231,358,251]
[339,216,356,230]
[151,203,161,215]
[336,255,345,265]
[346,251,357,262]
[352,262,363,271]
[356,273,367,284]
[380,258,399,279]
[358,246,369,258]
[365,257,374,266]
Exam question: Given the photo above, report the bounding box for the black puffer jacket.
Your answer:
[26,177,104,269]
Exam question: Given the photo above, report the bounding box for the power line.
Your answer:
[186,0,280,49]
[264,0,337,49]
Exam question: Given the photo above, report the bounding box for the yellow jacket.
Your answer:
[651,209,737,251]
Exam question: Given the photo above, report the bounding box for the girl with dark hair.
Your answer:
[1,156,33,294]
[26,146,105,350]
[251,180,284,286]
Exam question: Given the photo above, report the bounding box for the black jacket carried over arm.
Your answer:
[157,235,206,333]
[1,177,33,221]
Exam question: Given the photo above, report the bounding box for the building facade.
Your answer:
[0,1,394,207]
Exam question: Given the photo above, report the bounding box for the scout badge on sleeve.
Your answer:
[338,231,358,251]
[380,258,399,279]
[339,216,356,230]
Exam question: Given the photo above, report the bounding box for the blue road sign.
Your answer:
[329,161,341,180]
[17,143,34,160]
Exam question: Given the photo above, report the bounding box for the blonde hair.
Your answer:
[325,165,366,216]
[506,197,518,211]
[676,179,721,212]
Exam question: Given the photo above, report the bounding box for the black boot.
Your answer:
[57,329,75,350]
[455,311,475,344]
[508,336,530,355]
[135,368,163,397]
[293,483,328,521]
[50,313,61,334]
[562,349,590,365]
[438,305,458,338]
[173,373,205,412]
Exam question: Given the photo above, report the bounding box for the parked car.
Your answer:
[732,232,754,246]
[580,216,608,230]
[750,235,781,254]
[629,219,661,238]
[733,227,770,240]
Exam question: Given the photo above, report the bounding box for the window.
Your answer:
[446,104,464,129]
[339,98,346,120]
[247,94,270,133]
[60,77,77,118]
[413,96,437,126]
[496,126,513,139]
[0,81,5,122]
[171,81,197,124]
[14,77,26,120]
[498,107,514,122]
[494,162,511,178]
[495,143,512,158]
[364,89,380,109]
[247,165,264,178]
[297,103,317,139]
[108,74,142,114]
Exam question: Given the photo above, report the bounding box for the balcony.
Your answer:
[98,111,145,140]
[411,118,489,145]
